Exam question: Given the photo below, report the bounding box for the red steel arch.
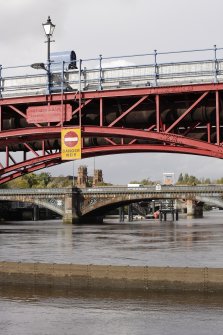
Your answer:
[0,82,223,184]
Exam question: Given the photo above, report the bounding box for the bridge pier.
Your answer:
[119,207,125,222]
[186,200,203,218]
[63,194,75,224]
[128,204,133,222]
[33,205,39,221]
[63,189,104,224]
[63,189,83,224]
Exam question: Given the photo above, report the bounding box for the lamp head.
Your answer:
[42,16,55,37]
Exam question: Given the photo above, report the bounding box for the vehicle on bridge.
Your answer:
[127,184,144,188]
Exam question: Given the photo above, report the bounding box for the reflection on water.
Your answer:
[1,211,223,334]
[1,285,223,335]
[0,210,223,266]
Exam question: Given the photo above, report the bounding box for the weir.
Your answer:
[0,262,223,293]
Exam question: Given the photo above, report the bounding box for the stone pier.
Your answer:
[63,188,81,224]
[186,199,203,218]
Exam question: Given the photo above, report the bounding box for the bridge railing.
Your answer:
[0,185,223,196]
[81,184,223,194]
[1,46,223,98]
[0,188,72,195]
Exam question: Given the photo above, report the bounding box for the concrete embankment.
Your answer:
[1,262,223,292]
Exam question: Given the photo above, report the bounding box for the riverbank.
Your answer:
[1,262,223,293]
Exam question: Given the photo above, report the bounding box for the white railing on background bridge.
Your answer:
[0,184,223,196]
[0,46,223,98]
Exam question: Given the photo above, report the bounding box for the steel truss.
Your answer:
[0,83,223,184]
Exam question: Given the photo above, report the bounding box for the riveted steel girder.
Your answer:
[0,83,223,184]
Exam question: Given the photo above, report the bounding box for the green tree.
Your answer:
[7,177,30,188]
[36,172,52,188]
[178,173,183,183]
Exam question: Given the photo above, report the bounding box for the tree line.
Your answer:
[131,174,223,186]
[0,173,73,189]
[1,172,223,189]
[176,173,223,185]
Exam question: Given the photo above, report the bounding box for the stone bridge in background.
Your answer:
[0,185,223,223]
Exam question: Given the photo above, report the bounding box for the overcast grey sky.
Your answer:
[1,0,223,184]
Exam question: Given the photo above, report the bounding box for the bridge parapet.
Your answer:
[0,185,223,223]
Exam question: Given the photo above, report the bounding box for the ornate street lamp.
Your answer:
[42,16,55,93]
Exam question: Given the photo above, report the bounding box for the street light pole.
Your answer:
[42,16,55,94]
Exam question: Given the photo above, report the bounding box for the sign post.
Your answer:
[61,128,81,160]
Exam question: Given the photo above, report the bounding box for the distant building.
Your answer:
[77,165,88,187]
[163,172,174,185]
[93,169,103,186]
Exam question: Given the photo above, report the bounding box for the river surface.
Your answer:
[1,210,223,334]
[0,210,223,267]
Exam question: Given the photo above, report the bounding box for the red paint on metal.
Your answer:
[207,123,211,143]
[82,126,223,155]
[100,98,103,126]
[216,91,220,145]
[23,143,39,157]
[0,106,2,131]
[165,92,209,133]
[0,83,223,106]
[2,143,223,185]
[183,122,201,136]
[0,153,60,176]
[1,80,223,184]
[156,95,160,132]
[82,145,223,159]
[108,95,148,127]
[6,146,9,167]
[27,104,72,123]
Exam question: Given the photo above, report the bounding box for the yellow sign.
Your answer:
[61,128,81,160]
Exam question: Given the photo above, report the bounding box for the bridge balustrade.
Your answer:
[1,46,223,97]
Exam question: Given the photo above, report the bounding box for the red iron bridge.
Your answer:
[0,46,223,184]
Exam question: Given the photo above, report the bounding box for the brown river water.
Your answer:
[0,210,223,334]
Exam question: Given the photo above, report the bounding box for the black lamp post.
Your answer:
[42,16,55,94]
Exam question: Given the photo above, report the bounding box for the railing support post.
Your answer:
[0,65,2,98]
[99,54,103,90]
[216,90,220,145]
[213,44,219,83]
[154,49,159,86]
[79,59,82,128]
[156,94,160,132]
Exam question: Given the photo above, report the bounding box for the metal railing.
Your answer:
[1,45,223,98]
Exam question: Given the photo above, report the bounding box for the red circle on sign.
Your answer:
[64,131,79,148]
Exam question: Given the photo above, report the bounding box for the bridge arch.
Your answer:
[0,126,223,184]
[195,196,223,209]
[80,192,223,218]
[0,195,64,216]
